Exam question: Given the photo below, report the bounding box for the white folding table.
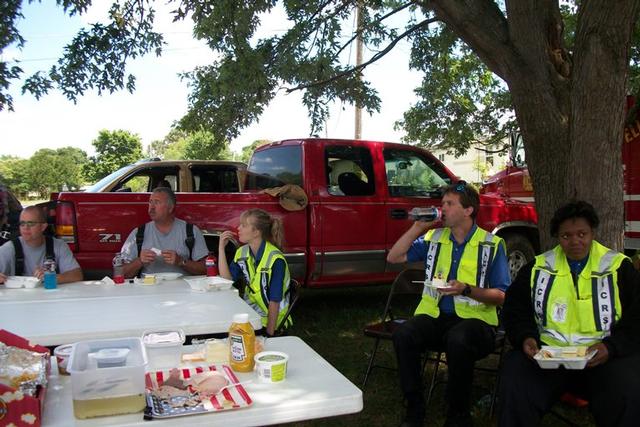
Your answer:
[0,278,204,302]
[42,336,363,426]
[0,284,262,346]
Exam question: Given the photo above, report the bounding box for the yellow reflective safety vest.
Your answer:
[234,241,291,328]
[530,241,626,347]
[414,227,505,326]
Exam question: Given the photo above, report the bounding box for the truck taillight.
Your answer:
[56,225,75,241]
[56,202,77,247]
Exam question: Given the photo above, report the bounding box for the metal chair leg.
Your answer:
[489,342,507,418]
[362,337,381,388]
[426,351,443,404]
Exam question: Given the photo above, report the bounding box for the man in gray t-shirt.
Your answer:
[0,206,82,284]
[121,187,208,277]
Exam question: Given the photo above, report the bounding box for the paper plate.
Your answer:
[145,365,252,419]
[154,272,184,281]
[5,276,41,289]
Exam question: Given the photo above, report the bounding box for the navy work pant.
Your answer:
[392,313,495,415]
[499,349,640,427]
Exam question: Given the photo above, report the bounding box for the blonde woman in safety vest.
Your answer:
[219,209,290,337]
[500,200,640,427]
[387,181,511,427]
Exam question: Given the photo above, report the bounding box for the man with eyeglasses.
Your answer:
[499,200,640,426]
[388,181,510,427]
[120,187,208,277]
[0,205,82,284]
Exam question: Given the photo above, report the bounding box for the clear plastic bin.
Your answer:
[67,337,148,419]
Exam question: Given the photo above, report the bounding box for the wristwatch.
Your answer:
[462,284,472,297]
[179,257,187,267]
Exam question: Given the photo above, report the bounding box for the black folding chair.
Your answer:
[425,321,508,418]
[362,268,425,388]
[275,279,301,335]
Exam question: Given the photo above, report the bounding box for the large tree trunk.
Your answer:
[429,0,640,251]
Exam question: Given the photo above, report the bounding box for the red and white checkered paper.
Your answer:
[145,365,252,411]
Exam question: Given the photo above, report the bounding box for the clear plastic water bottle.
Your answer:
[206,254,218,277]
[409,207,442,222]
[43,257,57,290]
[112,253,125,284]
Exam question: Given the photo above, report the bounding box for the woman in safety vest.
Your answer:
[219,208,291,336]
[499,200,640,427]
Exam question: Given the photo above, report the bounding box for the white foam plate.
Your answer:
[184,276,234,292]
[413,280,451,289]
[534,346,597,369]
[5,276,41,289]
[153,272,184,281]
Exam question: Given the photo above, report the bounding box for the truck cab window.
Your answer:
[383,149,450,197]
[325,146,375,196]
[191,165,241,192]
[246,145,302,190]
[113,167,179,192]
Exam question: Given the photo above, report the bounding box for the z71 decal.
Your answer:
[99,233,122,243]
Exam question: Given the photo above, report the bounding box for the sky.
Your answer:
[0,2,422,159]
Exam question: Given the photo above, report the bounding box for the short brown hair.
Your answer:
[443,180,480,219]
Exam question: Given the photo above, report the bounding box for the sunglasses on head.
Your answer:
[454,180,468,192]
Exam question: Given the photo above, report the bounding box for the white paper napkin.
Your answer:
[101,276,115,285]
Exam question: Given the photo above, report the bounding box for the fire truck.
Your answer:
[482,103,640,253]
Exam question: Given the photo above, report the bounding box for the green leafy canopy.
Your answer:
[2,1,640,156]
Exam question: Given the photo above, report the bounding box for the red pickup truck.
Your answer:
[50,139,539,286]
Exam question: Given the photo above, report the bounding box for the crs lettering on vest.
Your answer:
[533,270,553,324]
[595,275,614,331]
[238,260,250,283]
[424,242,439,283]
[477,244,492,288]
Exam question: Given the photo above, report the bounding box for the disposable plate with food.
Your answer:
[144,365,252,419]
[412,279,451,289]
[4,276,41,289]
[533,346,597,369]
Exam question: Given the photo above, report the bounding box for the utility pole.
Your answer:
[354,1,363,140]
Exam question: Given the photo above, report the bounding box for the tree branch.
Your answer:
[425,0,514,80]
[285,17,437,93]
[332,1,415,60]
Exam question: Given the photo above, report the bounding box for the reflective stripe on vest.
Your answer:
[531,242,626,347]
[234,241,291,327]
[414,227,504,326]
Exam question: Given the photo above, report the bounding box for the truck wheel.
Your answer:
[504,233,535,280]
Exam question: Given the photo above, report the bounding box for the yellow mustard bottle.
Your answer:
[228,313,256,372]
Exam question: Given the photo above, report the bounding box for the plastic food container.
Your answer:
[184,276,234,292]
[54,344,74,375]
[67,337,148,419]
[92,348,131,368]
[533,346,595,369]
[142,329,185,369]
[254,351,289,383]
[4,276,41,289]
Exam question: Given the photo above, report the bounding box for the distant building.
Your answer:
[430,143,507,184]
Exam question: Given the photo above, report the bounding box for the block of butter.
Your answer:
[143,274,156,285]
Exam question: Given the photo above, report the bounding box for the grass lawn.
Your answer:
[284,285,596,427]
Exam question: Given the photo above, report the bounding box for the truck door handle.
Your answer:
[390,209,408,219]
